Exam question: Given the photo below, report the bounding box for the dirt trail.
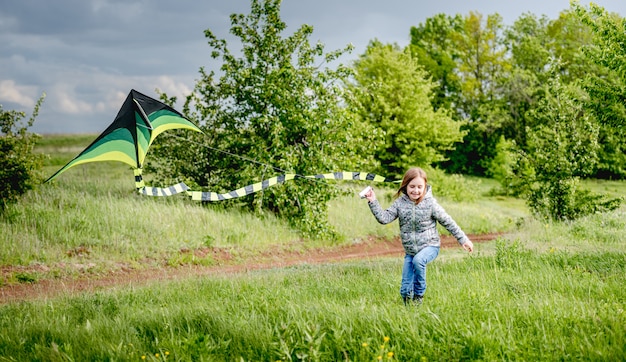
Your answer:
[0,233,502,304]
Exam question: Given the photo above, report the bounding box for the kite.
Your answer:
[45,89,202,186]
[46,89,397,199]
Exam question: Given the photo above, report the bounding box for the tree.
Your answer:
[500,13,552,150]
[546,9,596,84]
[348,41,465,178]
[150,0,371,239]
[409,13,464,114]
[0,94,46,210]
[573,2,626,179]
[454,12,509,115]
[516,69,620,220]
[440,12,512,176]
[505,13,552,81]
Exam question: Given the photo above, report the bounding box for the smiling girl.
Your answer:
[363,167,473,304]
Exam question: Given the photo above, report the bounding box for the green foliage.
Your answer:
[423,7,626,181]
[514,69,621,220]
[349,41,465,178]
[0,94,45,210]
[454,12,509,112]
[505,13,552,80]
[487,136,515,185]
[500,14,551,153]
[150,0,372,239]
[425,167,479,202]
[596,127,626,179]
[409,13,464,113]
[439,12,513,176]
[573,2,626,178]
[527,178,622,221]
[546,9,597,83]
[538,6,623,180]
[14,271,38,284]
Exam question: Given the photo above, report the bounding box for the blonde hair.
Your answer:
[394,167,428,202]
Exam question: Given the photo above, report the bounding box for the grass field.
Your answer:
[0,134,624,361]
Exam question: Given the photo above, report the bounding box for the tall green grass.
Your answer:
[1,242,624,360]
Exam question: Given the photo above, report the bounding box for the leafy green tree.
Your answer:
[498,7,624,180]
[574,3,626,127]
[348,41,465,178]
[0,94,46,210]
[454,12,509,114]
[516,70,620,220]
[442,12,512,176]
[500,13,552,150]
[505,13,552,81]
[408,7,625,182]
[150,0,371,239]
[546,9,596,84]
[409,13,464,114]
[573,2,626,179]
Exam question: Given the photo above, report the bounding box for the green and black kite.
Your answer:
[45,89,202,186]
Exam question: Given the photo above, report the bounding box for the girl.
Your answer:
[363,167,473,304]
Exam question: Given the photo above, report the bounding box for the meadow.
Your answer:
[0,134,624,361]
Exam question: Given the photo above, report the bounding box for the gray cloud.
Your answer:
[1,0,624,134]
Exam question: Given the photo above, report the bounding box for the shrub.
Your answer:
[0,94,46,210]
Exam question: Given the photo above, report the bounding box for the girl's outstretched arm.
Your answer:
[365,188,399,225]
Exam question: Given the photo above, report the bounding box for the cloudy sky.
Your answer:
[2,0,625,134]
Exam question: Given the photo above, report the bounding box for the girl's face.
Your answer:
[406,176,426,201]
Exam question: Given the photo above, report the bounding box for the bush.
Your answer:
[527,178,622,221]
[0,94,45,210]
[426,167,479,202]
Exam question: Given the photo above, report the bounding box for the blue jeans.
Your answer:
[400,246,439,299]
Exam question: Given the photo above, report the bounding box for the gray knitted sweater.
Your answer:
[368,185,469,255]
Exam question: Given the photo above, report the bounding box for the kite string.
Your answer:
[167,133,346,190]
[169,134,279,172]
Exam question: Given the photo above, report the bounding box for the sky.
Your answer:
[1,0,625,134]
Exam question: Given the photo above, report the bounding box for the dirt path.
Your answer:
[0,233,502,304]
